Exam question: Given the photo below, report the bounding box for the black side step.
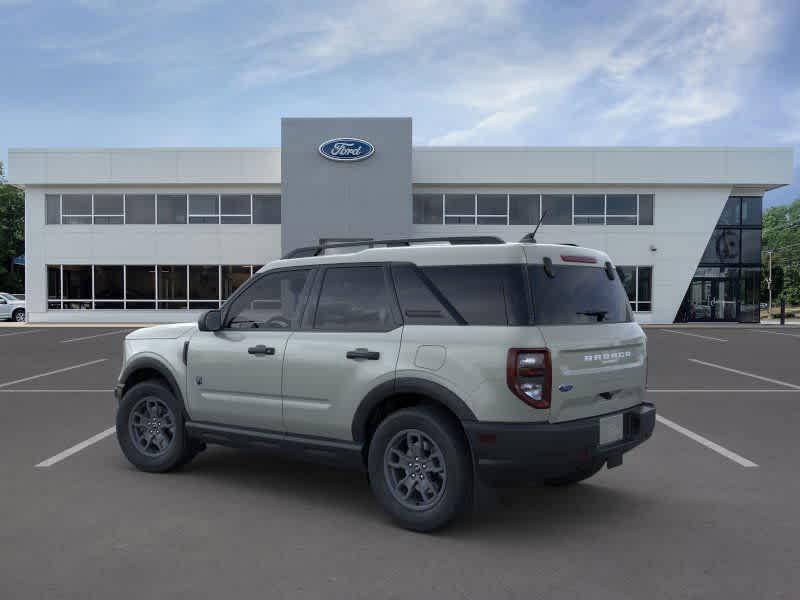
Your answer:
[185,421,365,470]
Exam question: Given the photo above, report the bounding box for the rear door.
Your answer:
[527,259,646,423]
[282,264,402,441]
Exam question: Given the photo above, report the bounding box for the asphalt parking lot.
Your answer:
[1,325,799,599]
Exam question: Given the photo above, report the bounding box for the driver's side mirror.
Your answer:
[198,309,222,332]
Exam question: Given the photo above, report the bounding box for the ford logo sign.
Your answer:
[318,138,375,162]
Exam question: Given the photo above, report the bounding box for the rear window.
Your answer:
[529,264,632,325]
[418,265,528,326]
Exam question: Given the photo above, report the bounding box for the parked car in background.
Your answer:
[0,293,26,322]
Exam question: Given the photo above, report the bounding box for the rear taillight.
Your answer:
[507,348,551,409]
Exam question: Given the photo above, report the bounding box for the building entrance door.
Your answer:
[684,277,738,322]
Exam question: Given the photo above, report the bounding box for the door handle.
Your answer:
[346,348,380,360]
[248,345,275,356]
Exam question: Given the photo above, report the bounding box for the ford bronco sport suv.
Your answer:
[115,237,654,531]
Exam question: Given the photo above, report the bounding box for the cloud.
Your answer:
[429,107,536,145]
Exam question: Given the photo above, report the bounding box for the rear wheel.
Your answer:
[368,406,472,532]
[12,309,25,322]
[543,461,604,486]
[116,380,197,473]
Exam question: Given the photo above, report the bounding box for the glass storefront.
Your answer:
[676,197,762,323]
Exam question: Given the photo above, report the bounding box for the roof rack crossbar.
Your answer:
[283,236,506,259]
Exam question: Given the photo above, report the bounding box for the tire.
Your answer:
[12,309,25,322]
[116,380,197,473]
[368,406,472,532]
[543,461,604,486]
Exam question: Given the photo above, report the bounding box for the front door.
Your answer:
[282,265,402,441]
[0,297,10,319]
[186,268,314,431]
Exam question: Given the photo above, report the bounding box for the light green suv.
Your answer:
[114,237,655,531]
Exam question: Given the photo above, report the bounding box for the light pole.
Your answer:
[767,250,773,316]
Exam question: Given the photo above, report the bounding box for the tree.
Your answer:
[0,161,25,293]
[762,197,800,305]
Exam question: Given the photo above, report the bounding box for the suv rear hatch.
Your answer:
[526,254,647,423]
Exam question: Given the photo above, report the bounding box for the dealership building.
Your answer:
[8,117,794,324]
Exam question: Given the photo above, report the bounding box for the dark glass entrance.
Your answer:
[676,197,762,323]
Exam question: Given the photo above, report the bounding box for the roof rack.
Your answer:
[283,236,506,259]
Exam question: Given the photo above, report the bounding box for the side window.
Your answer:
[314,266,395,331]
[226,269,310,329]
[420,265,528,326]
[391,265,457,325]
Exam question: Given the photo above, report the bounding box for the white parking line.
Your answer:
[0,359,107,389]
[648,388,800,393]
[659,329,727,342]
[59,329,130,343]
[0,389,112,393]
[0,329,44,338]
[747,329,800,338]
[656,415,758,468]
[35,427,116,468]
[689,358,800,390]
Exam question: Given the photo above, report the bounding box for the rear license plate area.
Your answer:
[599,414,624,446]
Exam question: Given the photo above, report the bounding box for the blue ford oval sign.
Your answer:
[318,138,375,162]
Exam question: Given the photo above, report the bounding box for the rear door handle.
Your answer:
[248,345,275,356]
[346,348,380,360]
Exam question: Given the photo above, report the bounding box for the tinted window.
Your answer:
[413,194,443,224]
[94,194,124,224]
[253,194,281,224]
[702,229,740,263]
[444,194,474,224]
[717,197,740,226]
[509,194,539,225]
[606,194,636,215]
[541,195,571,224]
[740,229,761,263]
[391,265,456,325]
[93,266,123,299]
[158,266,187,301]
[617,265,636,301]
[315,266,395,331]
[189,194,219,223]
[227,269,310,329]
[126,266,155,299]
[421,265,528,326]
[47,265,61,299]
[157,194,187,224]
[530,265,631,325]
[638,194,654,225]
[573,194,604,224]
[63,265,92,299]
[62,194,92,224]
[46,194,60,224]
[221,194,250,224]
[189,265,219,300]
[741,196,762,226]
[222,265,251,299]
[125,194,155,224]
[638,267,652,305]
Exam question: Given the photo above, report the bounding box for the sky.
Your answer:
[1,0,798,207]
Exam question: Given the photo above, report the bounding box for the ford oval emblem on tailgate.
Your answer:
[558,384,574,392]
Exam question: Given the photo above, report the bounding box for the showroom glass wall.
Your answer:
[675,197,762,322]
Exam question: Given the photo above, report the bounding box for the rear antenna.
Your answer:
[520,210,547,244]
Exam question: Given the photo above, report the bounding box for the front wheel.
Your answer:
[368,406,472,532]
[116,380,197,473]
[12,309,25,322]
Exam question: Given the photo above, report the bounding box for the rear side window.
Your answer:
[529,264,632,325]
[420,265,528,326]
[391,265,457,325]
[314,266,396,331]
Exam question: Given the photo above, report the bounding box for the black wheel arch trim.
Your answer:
[119,357,184,408]
[351,377,477,443]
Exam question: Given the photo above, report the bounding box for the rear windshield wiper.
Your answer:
[576,310,608,322]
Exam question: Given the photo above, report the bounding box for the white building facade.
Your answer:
[9,118,794,325]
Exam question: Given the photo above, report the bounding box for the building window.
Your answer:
[573,195,605,224]
[253,194,281,224]
[541,195,572,224]
[125,194,156,224]
[509,194,540,225]
[638,194,654,225]
[618,266,653,312]
[189,194,219,224]
[62,194,92,224]
[46,264,258,311]
[93,194,124,224]
[221,194,251,224]
[606,194,638,225]
[444,194,476,224]
[413,194,443,224]
[157,194,187,224]
[46,194,61,225]
[476,194,507,225]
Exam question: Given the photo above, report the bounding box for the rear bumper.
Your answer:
[463,403,655,485]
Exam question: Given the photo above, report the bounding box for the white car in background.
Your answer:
[0,293,26,322]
